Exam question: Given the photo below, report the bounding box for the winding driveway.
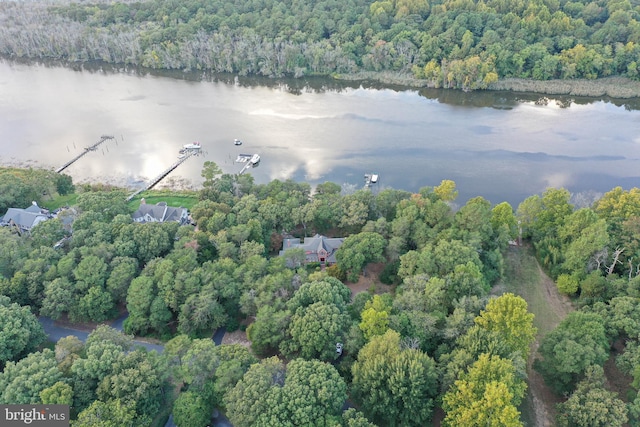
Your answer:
[38,315,165,353]
[38,315,232,427]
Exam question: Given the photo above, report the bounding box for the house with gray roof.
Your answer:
[279,234,345,264]
[132,200,189,224]
[1,202,50,233]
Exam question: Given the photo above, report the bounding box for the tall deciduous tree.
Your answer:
[173,391,211,427]
[0,295,46,367]
[278,359,346,426]
[351,330,438,426]
[225,357,286,427]
[97,350,165,423]
[442,353,525,427]
[40,381,73,405]
[474,293,536,359]
[283,301,351,361]
[359,294,391,340]
[336,232,387,282]
[74,399,137,427]
[536,311,609,395]
[0,349,63,404]
[557,365,628,427]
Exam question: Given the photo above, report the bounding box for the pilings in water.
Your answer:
[235,153,260,175]
[56,135,114,173]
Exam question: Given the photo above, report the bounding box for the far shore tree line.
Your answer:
[0,163,639,426]
[1,0,640,90]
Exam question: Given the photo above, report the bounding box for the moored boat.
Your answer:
[183,142,201,150]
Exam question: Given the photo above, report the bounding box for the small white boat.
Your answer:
[250,154,260,164]
[234,138,242,146]
[178,153,186,159]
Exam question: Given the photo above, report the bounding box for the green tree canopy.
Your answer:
[0,295,46,367]
[557,365,628,427]
[474,293,537,359]
[336,232,387,282]
[442,353,525,427]
[351,329,438,426]
[0,349,64,404]
[173,391,211,427]
[536,311,609,395]
[74,399,137,427]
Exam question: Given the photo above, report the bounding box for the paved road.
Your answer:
[38,316,165,353]
[39,316,233,427]
[213,327,226,345]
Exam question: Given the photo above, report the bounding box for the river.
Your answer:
[1,58,639,208]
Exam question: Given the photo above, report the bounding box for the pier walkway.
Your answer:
[126,150,198,201]
[56,135,114,173]
[235,153,260,175]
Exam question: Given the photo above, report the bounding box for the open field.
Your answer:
[497,244,575,427]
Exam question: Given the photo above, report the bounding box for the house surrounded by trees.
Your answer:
[280,234,344,264]
[0,201,50,233]
[132,200,189,224]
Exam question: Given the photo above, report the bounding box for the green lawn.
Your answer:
[41,193,78,211]
[127,190,200,210]
[41,189,200,212]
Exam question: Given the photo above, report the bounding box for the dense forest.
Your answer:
[1,164,640,427]
[1,0,640,89]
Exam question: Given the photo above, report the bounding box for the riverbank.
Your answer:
[489,76,640,99]
[336,71,640,99]
[5,55,640,99]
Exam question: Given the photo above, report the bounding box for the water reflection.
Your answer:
[2,57,640,208]
[11,56,640,110]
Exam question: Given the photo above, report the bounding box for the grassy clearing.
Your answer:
[127,190,200,210]
[499,245,563,337]
[498,244,571,427]
[41,193,78,210]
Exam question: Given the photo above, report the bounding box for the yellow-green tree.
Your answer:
[442,353,525,427]
[434,179,458,202]
[475,293,537,359]
[359,294,391,340]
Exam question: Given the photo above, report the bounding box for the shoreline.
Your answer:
[5,55,640,99]
[335,71,640,99]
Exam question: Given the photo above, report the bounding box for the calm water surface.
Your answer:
[1,59,640,207]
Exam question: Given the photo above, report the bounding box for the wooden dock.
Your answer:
[126,149,199,201]
[56,135,114,173]
[364,173,379,189]
[236,153,260,175]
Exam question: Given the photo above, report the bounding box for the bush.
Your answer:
[326,264,346,281]
[557,274,579,295]
[226,317,240,332]
[379,260,400,285]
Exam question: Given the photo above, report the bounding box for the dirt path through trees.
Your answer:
[500,245,574,427]
[527,262,574,427]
